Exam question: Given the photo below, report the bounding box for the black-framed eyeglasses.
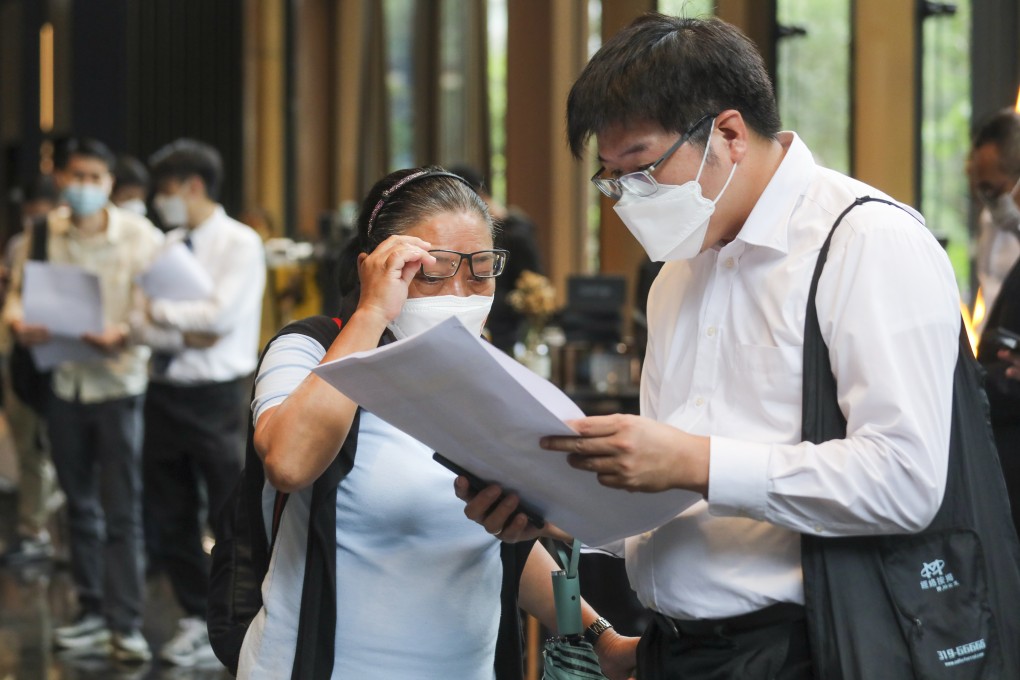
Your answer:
[591,113,717,200]
[420,249,509,279]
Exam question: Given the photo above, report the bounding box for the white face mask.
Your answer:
[118,198,147,217]
[153,193,188,227]
[389,294,494,340]
[988,178,1020,233]
[613,118,737,262]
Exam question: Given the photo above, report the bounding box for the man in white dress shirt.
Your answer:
[968,108,1020,328]
[141,139,266,667]
[465,14,962,678]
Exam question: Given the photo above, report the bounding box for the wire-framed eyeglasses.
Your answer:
[420,249,509,280]
[590,113,717,200]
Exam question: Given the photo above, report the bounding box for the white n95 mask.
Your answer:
[613,119,737,262]
[153,194,188,227]
[388,294,494,340]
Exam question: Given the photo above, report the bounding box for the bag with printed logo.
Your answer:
[800,197,1020,679]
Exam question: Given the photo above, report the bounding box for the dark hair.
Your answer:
[113,154,150,191]
[972,108,1020,177]
[60,137,116,171]
[148,138,224,200]
[446,163,487,195]
[22,173,59,203]
[566,13,781,158]
[337,166,492,296]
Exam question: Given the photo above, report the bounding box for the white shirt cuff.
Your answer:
[707,436,771,520]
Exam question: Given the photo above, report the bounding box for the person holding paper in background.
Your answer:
[136,138,266,667]
[238,166,635,679]
[461,14,969,679]
[2,137,163,663]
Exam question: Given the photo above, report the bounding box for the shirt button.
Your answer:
[725,257,735,269]
[706,326,716,337]
[695,397,705,407]
[814,525,824,533]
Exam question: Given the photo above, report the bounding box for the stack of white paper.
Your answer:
[138,242,214,301]
[22,261,105,368]
[311,316,699,546]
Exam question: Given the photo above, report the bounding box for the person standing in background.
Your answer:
[111,155,151,218]
[448,164,544,354]
[967,108,1020,329]
[140,138,266,667]
[2,137,163,663]
[972,109,1020,543]
[0,173,61,566]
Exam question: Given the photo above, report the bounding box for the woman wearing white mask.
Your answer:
[236,167,636,679]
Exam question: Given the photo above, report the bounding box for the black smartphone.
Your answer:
[433,452,546,529]
[992,327,1020,352]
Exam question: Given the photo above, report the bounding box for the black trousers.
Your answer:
[142,378,247,618]
[637,603,814,680]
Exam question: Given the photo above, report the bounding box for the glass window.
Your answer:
[384,0,416,169]
[658,0,715,18]
[776,0,851,174]
[920,1,971,294]
[488,0,508,203]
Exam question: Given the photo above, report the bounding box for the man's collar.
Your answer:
[735,132,815,254]
[52,204,120,242]
[188,204,225,237]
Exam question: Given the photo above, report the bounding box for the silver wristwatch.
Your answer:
[583,617,613,646]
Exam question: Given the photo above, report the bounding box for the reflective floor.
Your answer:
[0,413,648,680]
[0,486,230,679]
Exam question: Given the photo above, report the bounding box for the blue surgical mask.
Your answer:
[63,183,110,217]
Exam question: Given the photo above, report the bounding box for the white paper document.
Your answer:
[311,317,699,546]
[138,242,214,301]
[22,261,105,369]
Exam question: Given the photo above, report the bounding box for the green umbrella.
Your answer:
[541,538,609,680]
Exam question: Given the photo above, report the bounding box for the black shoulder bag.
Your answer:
[9,217,53,414]
[802,197,1020,679]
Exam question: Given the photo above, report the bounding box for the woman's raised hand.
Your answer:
[355,235,435,324]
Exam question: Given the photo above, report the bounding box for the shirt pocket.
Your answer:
[730,343,803,432]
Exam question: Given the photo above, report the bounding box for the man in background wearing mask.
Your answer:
[2,137,163,662]
[111,154,151,218]
[968,108,1020,329]
[139,138,265,667]
[465,15,963,678]
[972,109,1020,542]
[0,173,60,567]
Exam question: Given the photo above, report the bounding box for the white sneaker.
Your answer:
[112,629,152,663]
[54,613,111,653]
[159,616,217,666]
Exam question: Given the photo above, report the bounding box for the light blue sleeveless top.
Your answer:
[238,333,501,679]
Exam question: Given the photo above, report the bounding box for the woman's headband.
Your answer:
[365,170,475,236]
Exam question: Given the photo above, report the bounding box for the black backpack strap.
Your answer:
[208,310,347,676]
[802,196,917,443]
[800,196,1020,678]
[801,196,924,679]
[28,215,48,262]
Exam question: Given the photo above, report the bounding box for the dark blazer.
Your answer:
[977,256,1020,540]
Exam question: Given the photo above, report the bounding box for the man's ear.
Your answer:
[714,109,749,164]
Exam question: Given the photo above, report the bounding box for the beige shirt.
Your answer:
[3,205,164,403]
